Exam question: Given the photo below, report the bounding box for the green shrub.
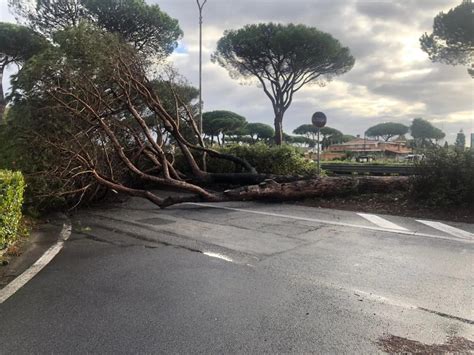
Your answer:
[410,149,474,207]
[206,144,318,175]
[0,106,74,213]
[0,170,25,248]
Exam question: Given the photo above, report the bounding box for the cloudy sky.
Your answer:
[1,0,473,145]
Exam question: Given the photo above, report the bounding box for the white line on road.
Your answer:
[0,222,72,304]
[353,289,416,309]
[416,220,473,240]
[352,289,473,324]
[185,203,472,243]
[357,213,409,231]
[203,252,233,262]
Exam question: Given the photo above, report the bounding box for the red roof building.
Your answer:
[322,138,412,160]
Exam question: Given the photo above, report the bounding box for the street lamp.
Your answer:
[196,0,207,138]
[311,111,327,176]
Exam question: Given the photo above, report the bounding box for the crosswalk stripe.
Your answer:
[357,213,409,231]
[186,203,472,243]
[416,220,473,239]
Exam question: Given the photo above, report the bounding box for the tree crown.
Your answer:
[365,122,409,141]
[246,122,274,139]
[420,0,474,77]
[320,126,343,138]
[293,124,319,136]
[213,23,355,89]
[202,110,247,136]
[83,0,182,57]
[410,118,445,141]
[8,0,182,57]
[212,22,354,145]
[0,22,47,67]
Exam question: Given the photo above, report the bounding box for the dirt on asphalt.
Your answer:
[376,334,474,353]
[291,192,474,223]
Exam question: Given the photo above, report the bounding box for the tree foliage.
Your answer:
[365,122,409,141]
[6,25,257,209]
[293,124,343,149]
[83,0,182,57]
[293,124,319,140]
[341,134,356,143]
[286,135,315,147]
[246,123,274,143]
[205,144,317,176]
[420,0,474,77]
[412,149,474,207]
[212,23,354,145]
[202,110,247,145]
[410,118,445,148]
[320,127,343,149]
[0,22,46,64]
[8,0,182,57]
[8,0,90,37]
[0,22,47,119]
[0,170,25,248]
[151,78,199,123]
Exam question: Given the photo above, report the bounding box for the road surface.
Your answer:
[0,197,472,353]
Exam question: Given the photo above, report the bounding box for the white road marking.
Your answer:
[203,251,233,262]
[0,222,72,304]
[353,289,416,309]
[357,213,409,231]
[416,220,473,240]
[185,203,472,243]
[352,289,473,324]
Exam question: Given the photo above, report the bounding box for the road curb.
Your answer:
[0,213,72,304]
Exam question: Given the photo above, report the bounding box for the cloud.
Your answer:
[150,0,471,144]
[356,1,411,22]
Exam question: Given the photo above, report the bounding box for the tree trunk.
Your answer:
[201,173,306,185]
[161,176,409,208]
[274,112,284,145]
[0,64,6,122]
[222,176,409,201]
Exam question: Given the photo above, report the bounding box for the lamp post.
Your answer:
[196,0,207,138]
[311,111,327,176]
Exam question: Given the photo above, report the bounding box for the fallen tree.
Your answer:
[160,176,409,207]
[6,25,409,210]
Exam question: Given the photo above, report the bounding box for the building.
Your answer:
[321,138,412,161]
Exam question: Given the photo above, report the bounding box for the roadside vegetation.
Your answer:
[0,170,25,250]
[411,149,474,207]
[205,144,318,176]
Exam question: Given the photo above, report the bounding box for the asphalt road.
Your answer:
[0,198,472,353]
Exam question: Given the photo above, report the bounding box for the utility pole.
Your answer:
[317,128,321,175]
[311,112,327,177]
[196,0,207,138]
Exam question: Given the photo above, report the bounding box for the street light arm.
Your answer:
[196,0,207,11]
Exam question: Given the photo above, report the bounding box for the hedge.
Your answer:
[174,143,318,176]
[0,170,25,249]
[410,149,474,207]
[209,144,318,175]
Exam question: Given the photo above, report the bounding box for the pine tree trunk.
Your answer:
[0,64,6,121]
[274,112,284,145]
[161,176,409,207]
